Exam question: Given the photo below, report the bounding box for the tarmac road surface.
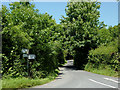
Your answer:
[29,60,119,89]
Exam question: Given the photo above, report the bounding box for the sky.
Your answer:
[118,2,120,23]
[1,1,118,27]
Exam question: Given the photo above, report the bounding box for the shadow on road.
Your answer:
[60,65,76,70]
[55,72,63,80]
[56,60,79,80]
[58,72,63,75]
[59,60,77,71]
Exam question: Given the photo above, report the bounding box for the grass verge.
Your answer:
[2,74,57,89]
[85,64,119,77]
[0,79,2,90]
[85,68,118,77]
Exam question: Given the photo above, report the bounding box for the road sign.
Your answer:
[28,54,36,59]
[23,54,28,58]
[22,49,29,54]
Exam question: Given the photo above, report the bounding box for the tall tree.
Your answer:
[61,0,101,69]
[2,2,65,77]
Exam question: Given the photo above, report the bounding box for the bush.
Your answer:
[97,25,118,46]
[85,38,119,76]
[2,2,66,79]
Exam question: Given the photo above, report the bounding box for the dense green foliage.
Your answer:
[61,1,101,69]
[2,73,57,88]
[2,2,65,78]
[97,26,118,45]
[85,25,119,76]
[2,1,119,86]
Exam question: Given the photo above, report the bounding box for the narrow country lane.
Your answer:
[28,60,119,89]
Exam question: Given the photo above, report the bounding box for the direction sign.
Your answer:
[22,49,29,54]
[28,54,36,59]
[23,54,28,58]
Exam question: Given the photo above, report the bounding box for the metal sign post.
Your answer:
[22,49,36,77]
[22,49,29,77]
[28,54,36,77]
[27,58,29,77]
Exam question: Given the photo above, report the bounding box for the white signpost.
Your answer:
[21,49,36,77]
[22,49,29,54]
[23,54,28,58]
[28,54,36,60]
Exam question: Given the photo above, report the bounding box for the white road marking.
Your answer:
[89,79,116,88]
[104,78,119,83]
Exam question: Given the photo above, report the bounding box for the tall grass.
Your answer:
[0,79,2,90]
[2,73,57,89]
[85,39,119,77]
[85,63,118,77]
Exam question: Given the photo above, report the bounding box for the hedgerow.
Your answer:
[2,2,65,78]
[85,37,119,76]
